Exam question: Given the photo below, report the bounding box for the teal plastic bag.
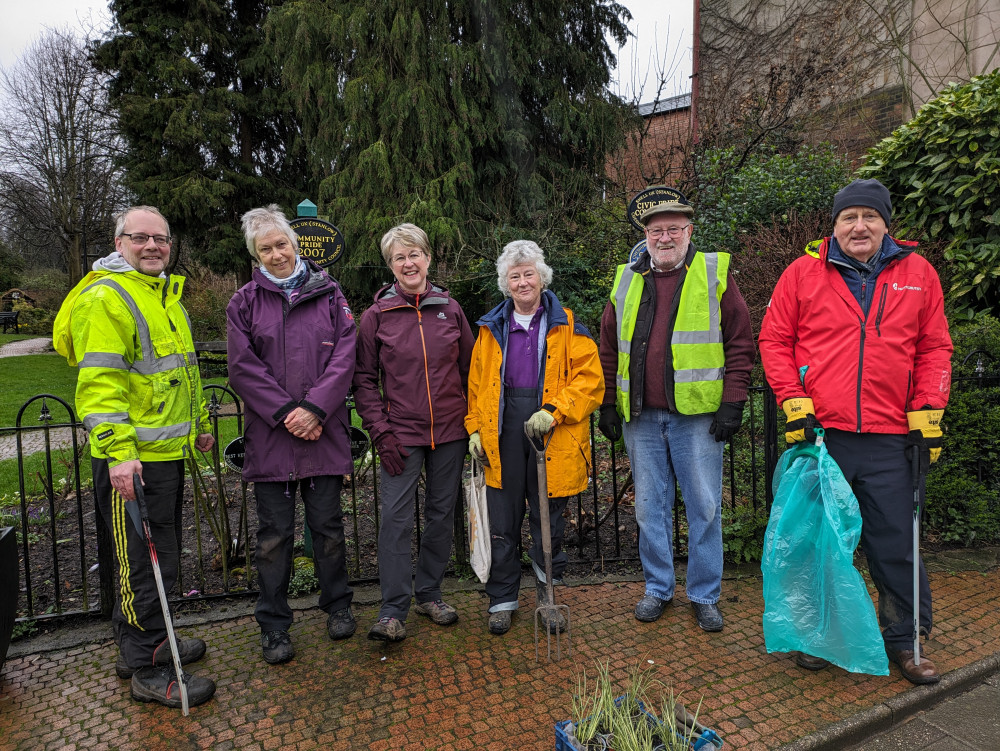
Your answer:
[762,432,889,675]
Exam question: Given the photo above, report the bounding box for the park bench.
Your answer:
[0,311,18,334]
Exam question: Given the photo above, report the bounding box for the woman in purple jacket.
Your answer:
[226,205,357,665]
[353,223,475,642]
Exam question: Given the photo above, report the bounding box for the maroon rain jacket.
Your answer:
[226,261,356,482]
[354,281,474,448]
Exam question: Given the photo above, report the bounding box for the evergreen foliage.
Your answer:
[93,0,316,279]
[267,0,631,299]
[858,70,1000,319]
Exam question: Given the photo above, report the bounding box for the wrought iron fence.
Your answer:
[7,362,996,626]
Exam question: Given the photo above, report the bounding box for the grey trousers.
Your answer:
[376,438,466,620]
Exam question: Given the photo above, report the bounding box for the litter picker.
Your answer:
[907,445,923,666]
[525,426,571,661]
[128,473,190,714]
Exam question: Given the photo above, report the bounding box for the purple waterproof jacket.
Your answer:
[226,260,356,482]
[354,281,474,448]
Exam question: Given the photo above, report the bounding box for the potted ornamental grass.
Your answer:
[556,660,724,751]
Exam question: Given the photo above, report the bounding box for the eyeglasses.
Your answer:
[391,250,425,266]
[646,224,691,239]
[121,232,171,247]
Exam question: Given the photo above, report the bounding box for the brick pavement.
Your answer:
[2,560,999,750]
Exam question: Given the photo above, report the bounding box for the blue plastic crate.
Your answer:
[554,695,723,750]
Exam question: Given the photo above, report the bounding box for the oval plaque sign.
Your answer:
[290,217,346,268]
[627,186,691,232]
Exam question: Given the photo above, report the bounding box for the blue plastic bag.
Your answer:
[762,432,889,675]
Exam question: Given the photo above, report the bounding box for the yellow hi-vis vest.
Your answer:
[610,252,729,420]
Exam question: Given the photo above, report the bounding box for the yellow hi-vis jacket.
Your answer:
[53,259,209,465]
[611,251,729,420]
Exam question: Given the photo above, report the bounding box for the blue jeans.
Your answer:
[623,409,723,604]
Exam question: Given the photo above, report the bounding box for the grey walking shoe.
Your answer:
[692,602,724,632]
[327,607,357,640]
[115,637,207,679]
[261,630,295,664]
[368,616,407,642]
[634,595,669,622]
[413,599,459,626]
[488,610,512,635]
[130,664,216,708]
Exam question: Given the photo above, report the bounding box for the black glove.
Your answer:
[598,404,622,442]
[905,430,930,480]
[375,434,410,476]
[709,401,745,442]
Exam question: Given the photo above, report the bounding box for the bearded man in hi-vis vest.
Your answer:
[597,194,754,632]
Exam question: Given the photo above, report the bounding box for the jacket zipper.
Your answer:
[855,317,865,433]
[415,295,436,449]
[874,283,888,337]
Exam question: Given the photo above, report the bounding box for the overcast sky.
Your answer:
[0,0,692,103]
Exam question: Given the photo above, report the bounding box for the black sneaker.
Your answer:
[692,602,724,632]
[327,607,357,640]
[116,637,208,679]
[130,664,216,708]
[261,630,295,664]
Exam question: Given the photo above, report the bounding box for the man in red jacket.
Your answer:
[759,178,952,684]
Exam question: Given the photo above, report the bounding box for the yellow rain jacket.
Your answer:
[53,255,209,465]
[465,291,603,497]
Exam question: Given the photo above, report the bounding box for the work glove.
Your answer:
[524,409,556,440]
[375,434,410,476]
[782,397,822,444]
[907,407,944,464]
[598,404,623,442]
[709,401,745,443]
[468,431,489,466]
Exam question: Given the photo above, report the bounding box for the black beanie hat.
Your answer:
[832,179,892,226]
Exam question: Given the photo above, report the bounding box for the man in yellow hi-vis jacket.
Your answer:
[53,206,217,708]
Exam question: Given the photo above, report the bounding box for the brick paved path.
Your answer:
[3,562,999,750]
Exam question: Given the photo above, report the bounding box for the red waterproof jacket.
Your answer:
[759,237,952,434]
[354,281,475,448]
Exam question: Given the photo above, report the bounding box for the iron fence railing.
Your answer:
[5,364,997,626]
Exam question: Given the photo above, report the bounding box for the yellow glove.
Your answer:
[782,398,821,444]
[524,409,556,439]
[907,409,944,463]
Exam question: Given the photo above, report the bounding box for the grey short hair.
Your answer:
[241,205,298,260]
[496,240,553,297]
[379,223,431,265]
[114,206,171,239]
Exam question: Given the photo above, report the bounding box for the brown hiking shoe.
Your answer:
[413,599,459,626]
[368,616,406,642]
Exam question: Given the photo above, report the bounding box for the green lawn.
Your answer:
[0,352,234,498]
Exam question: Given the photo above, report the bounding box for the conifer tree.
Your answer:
[94,0,314,280]
[268,0,631,296]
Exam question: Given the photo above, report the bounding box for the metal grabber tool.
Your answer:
[525,426,571,661]
[907,445,923,666]
[129,473,190,714]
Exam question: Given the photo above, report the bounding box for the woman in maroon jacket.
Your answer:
[226,205,357,665]
[353,223,475,642]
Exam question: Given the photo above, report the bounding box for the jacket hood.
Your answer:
[476,288,568,346]
[93,251,165,276]
[372,280,452,309]
[814,235,916,265]
[250,258,337,303]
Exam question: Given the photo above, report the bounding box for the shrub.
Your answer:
[858,70,1000,320]
[691,143,852,256]
[924,314,1000,544]
[11,300,55,336]
[182,269,236,341]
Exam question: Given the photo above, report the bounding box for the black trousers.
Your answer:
[93,457,185,670]
[254,475,353,632]
[485,390,569,610]
[824,430,933,648]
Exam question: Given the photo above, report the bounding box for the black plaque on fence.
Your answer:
[290,217,346,268]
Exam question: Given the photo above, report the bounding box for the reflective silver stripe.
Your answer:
[675,367,725,383]
[84,278,187,374]
[616,374,630,392]
[705,253,722,334]
[131,353,187,375]
[613,267,636,349]
[83,412,130,430]
[79,352,130,370]
[135,422,191,441]
[673,330,723,344]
